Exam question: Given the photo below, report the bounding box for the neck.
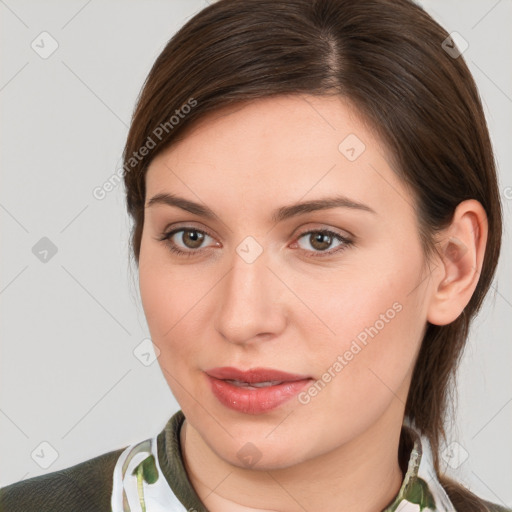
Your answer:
[180,407,407,512]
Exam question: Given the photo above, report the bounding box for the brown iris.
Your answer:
[181,229,205,249]
[308,232,334,252]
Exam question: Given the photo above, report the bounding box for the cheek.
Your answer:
[138,245,214,383]
[291,272,425,450]
[138,237,198,337]
[298,239,427,395]
[138,262,202,408]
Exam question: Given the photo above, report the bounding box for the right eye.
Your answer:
[159,227,218,257]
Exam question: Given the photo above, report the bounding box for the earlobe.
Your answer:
[426,200,488,326]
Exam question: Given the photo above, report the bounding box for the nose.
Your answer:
[214,247,287,347]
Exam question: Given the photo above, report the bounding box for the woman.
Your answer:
[1,0,509,510]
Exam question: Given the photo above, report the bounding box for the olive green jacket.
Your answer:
[1,410,510,511]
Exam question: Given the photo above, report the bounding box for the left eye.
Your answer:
[294,229,352,257]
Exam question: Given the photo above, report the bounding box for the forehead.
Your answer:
[144,94,412,220]
[154,95,374,157]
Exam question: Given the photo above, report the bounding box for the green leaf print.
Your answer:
[403,477,436,510]
[132,454,159,484]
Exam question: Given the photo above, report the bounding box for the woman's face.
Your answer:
[139,94,434,469]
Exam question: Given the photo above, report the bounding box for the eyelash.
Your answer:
[158,227,353,259]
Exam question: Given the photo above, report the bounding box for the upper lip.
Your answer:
[205,367,312,383]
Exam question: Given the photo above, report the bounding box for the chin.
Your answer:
[210,435,310,472]
[230,449,301,472]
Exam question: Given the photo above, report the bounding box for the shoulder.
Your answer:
[0,446,125,512]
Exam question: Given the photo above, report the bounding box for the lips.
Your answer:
[205,366,313,414]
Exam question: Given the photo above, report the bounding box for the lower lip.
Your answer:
[206,374,312,414]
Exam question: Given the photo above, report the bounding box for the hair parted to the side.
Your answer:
[122,0,503,509]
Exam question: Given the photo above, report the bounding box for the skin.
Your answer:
[138,94,487,512]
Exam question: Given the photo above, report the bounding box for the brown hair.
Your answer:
[122,0,503,509]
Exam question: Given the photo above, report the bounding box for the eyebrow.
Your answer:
[145,192,376,222]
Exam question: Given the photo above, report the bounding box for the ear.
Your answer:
[426,199,488,326]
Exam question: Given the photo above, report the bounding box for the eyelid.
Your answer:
[293,222,355,240]
[161,220,212,234]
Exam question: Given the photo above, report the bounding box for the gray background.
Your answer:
[1,0,511,506]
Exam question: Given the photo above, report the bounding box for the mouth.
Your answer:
[222,379,287,388]
[204,367,313,414]
[205,366,311,383]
